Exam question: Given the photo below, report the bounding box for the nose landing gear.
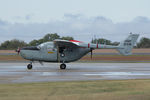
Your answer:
[27,61,33,70]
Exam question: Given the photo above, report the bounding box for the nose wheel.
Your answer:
[60,63,66,69]
[27,61,33,70]
[27,64,32,69]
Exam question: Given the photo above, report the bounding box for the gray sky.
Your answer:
[0,0,150,43]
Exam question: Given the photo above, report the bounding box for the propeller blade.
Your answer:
[15,47,20,55]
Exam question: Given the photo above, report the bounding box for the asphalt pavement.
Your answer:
[0,62,150,83]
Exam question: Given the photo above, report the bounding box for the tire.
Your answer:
[60,64,66,69]
[27,64,32,70]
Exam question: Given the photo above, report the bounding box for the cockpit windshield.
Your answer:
[37,42,53,49]
[37,42,47,49]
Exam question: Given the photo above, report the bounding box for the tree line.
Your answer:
[0,33,150,50]
[0,33,73,50]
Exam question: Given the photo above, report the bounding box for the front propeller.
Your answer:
[15,47,21,55]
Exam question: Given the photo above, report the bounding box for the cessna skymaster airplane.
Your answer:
[17,34,139,70]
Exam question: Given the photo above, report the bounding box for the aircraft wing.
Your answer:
[54,39,79,48]
[54,39,118,49]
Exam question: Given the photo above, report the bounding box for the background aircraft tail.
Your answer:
[117,34,139,55]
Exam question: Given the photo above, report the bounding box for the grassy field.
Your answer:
[0,55,26,61]
[0,79,150,100]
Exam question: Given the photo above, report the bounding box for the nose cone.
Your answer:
[19,49,27,59]
[19,46,40,60]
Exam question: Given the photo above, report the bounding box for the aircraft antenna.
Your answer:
[91,33,94,43]
[94,35,97,44]
[104,39,106,45]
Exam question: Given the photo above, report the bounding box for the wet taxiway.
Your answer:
[0,62,150,83]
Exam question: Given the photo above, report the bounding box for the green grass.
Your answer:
[1,79,150,100]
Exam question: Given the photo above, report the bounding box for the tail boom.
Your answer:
[77,34,139,55]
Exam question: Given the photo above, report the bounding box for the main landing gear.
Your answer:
[60,63,66,69]
[27,62,33,70]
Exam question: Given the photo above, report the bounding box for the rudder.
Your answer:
[117,34,139,55]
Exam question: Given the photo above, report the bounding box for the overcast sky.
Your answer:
[0,0,150,43]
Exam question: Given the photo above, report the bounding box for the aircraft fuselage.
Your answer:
[20,42,90,63]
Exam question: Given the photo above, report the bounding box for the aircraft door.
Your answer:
[57,46,67,62]
[59,47,66,57]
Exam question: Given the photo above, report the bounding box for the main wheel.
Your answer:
[60,64,66,69]
[27,64,32,70]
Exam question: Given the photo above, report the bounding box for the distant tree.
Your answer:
[111,42,120,46]
[61,36,74,40]
[137,37,150,48]
[38,39,44,44]
[43,33,60,42]
[0,40,10,49]
[0,33,75,49]
[28,40,39,46]
[29,33,60,46]
[0,39,27,50]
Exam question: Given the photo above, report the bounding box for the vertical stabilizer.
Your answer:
[117,34,139,55]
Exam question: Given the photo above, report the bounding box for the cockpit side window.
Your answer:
[37,42,48,49]
[38,43,45,48]
[47,45,55,51]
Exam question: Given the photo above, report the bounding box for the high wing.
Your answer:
[54,39,119,49]
[54,39,79,48]
[54,39,117,49]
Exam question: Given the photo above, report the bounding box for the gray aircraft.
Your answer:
[17,34,139,70]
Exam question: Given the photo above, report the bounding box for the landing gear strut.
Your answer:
[27,61,33,70]
[60,63,66,69]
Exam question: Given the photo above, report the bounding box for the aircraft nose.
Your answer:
[19,48,26,59]
[20,46,40,50]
